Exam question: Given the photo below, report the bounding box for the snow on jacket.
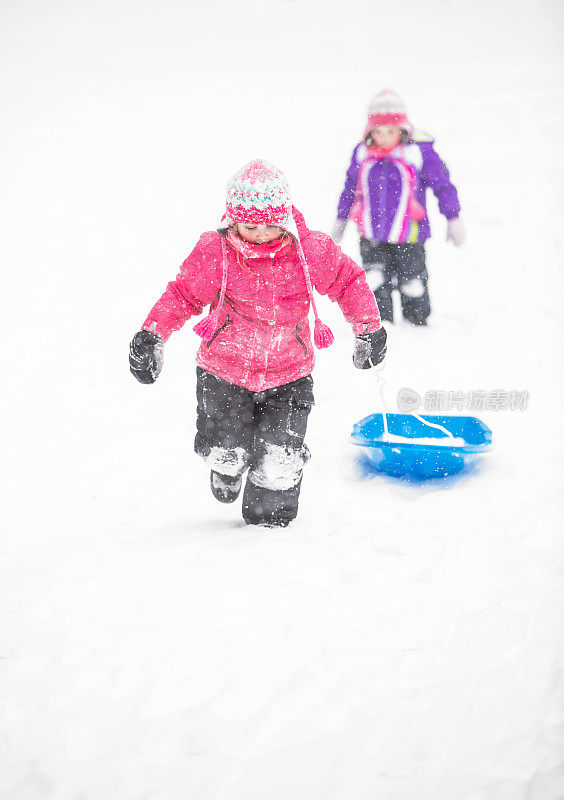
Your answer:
[142,208,382,392]
[337,138,461,243]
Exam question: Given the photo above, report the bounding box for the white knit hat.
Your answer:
[218,159,300,240]
[364,89,412,137]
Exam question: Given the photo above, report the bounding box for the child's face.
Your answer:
[236,224,284,245]
[369,126,402,150]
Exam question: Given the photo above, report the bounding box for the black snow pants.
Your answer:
[359,238,431,325]
[194,368,314,527]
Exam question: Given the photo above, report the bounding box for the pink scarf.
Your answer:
[225,229,292,260]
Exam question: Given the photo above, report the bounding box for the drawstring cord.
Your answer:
[293,237,334,349]
[192,235,229,341]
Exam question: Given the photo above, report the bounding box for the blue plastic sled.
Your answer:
[351,413,493,479]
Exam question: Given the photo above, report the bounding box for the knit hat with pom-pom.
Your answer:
[218,159,300,240]
[364,89,412,137]
[194,159,334,349]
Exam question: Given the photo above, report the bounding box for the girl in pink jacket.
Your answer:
[129,160,386,528]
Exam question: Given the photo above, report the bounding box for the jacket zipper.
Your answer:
[207,314,232,348]
[293,323,307,355]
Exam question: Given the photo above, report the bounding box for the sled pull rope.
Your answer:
[373,369,455,440]
[373,368,389,438]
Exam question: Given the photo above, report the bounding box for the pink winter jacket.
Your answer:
[142,208,381,392]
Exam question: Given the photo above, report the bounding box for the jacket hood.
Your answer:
[290,206,310,241]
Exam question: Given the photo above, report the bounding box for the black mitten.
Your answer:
[129,330,164,384]
[353,327,387,370]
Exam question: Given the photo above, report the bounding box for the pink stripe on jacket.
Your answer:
[142,208,381,392]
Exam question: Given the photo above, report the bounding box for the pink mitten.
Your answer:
[447,217,466,247]
[331,218,347,244]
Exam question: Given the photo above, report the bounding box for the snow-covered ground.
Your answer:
[2,1,564,798]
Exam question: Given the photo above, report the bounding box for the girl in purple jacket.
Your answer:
[332,90,465,326]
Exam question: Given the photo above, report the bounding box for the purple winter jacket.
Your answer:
[336,139,461,244]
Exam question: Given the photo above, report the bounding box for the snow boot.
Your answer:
[210,471,243,503]
[242,478,301,528]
